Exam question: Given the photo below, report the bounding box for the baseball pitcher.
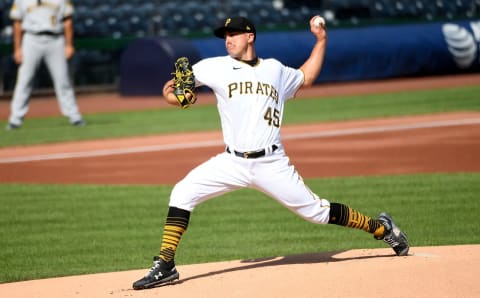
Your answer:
[133,16,409,290]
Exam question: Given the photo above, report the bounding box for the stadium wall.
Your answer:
[120,19,480,95]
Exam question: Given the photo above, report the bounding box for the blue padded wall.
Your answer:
[120,19,479,95]
[119,37,200,96]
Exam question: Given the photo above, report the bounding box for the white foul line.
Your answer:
[282,118,480,140]
[1,118,479,164]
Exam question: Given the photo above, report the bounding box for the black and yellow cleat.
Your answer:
[132,256,179,290]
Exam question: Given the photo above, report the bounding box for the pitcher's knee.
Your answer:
[296,198,331,224]
[169,180,197,211]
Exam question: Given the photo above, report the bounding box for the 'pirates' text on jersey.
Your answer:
[193,56,304,151]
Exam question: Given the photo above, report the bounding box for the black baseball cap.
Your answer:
[214,17,256,39]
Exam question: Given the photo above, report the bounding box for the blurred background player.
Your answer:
[6,0,84,130]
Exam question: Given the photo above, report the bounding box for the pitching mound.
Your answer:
[1,245,478,298]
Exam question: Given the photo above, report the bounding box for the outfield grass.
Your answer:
[0,173,479,283]
[0,85,479,147]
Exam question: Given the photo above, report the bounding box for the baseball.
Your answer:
[313,16,325,28]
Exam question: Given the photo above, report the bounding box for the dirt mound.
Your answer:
[1,245,478,298]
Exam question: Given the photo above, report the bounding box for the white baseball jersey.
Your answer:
[10,0,74,34]
[169,56,332,225]
[193,55,303,152]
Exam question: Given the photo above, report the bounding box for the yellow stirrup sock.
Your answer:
[159,207,190,263]
[328,202,384,237]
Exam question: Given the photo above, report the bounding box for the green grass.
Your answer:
[1,85,479,147]
[0,173,479,283]
[285,85,480,122]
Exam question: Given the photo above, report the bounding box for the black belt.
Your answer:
[26,31,62,36]
[226,145,278,159]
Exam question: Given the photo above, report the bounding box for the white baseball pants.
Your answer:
[169,146,331,224]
